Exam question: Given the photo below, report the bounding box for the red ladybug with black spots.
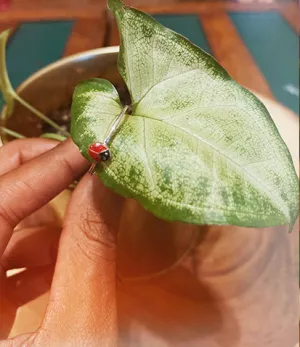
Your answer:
[88,143,111,162]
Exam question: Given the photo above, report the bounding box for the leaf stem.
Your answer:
[0,29,16,115]
[0,126,26,139]
[40,133,67,142]
[14,94,70,137]
[104,105,129,145]
[0,29,70,138]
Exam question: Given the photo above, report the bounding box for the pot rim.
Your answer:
[0,46,120,144]
[14,46,120,94]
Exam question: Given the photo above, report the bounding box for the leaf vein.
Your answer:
[136,116,288,220]
[143,118,156,191]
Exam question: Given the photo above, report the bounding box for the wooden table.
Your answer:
[0,1,299,346]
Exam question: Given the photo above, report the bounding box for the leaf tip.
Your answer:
[108,0,124,12]
[0,28,11,41]
[288,225,293,233]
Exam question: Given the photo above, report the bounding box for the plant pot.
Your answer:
[0,47,123,142]
[0,46,205,279]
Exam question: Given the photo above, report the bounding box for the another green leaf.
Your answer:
[71,0,299,229]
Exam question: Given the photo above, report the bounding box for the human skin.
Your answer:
[0,138,121,346]
[0,137,298,347]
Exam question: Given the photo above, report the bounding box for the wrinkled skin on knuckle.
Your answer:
[0,180,38,225]
[73,206,117,264]
[6,332,38,347]
[0,186,19,227]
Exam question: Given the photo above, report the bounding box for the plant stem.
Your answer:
[0,126,26,139]
[0,29,17,116]
[14,94,70,138]
[40,133,67,142]
[1,29,70,137]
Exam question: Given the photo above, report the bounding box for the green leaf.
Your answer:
[0,29,16,116]
[71,0,299,229]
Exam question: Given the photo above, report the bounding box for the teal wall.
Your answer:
[0,21,74,108]
[154,14,212,54]
[230,12,299,114]
[1,14,298,115]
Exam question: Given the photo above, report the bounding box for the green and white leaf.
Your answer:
[71,0,299,229]
[0,29,16,116]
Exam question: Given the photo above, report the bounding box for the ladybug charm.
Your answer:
[87,105,129,175]
[87,143,111,175]
[88,143,111,162]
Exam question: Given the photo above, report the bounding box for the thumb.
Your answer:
[38,174,123,347]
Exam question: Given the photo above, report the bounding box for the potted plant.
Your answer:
[0,0,298,281]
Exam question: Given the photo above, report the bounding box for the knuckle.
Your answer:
[59,156,78,182]
[0,196,17,229]
[0,180,36,227]
[69,207,117,264]
[8,333,37,347]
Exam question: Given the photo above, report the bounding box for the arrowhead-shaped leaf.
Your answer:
[71,0,299,229]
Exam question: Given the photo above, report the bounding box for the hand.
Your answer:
[0,138,122,346]
[0,138,298,347]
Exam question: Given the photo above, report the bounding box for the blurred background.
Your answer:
[0,0,298,114]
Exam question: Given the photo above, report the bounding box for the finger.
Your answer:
[2,225,61,270]
[0,138,58,176]
[15,204,61,230]
[40,174,123,346]
[0,140,62,231]
[0,139,88,257]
